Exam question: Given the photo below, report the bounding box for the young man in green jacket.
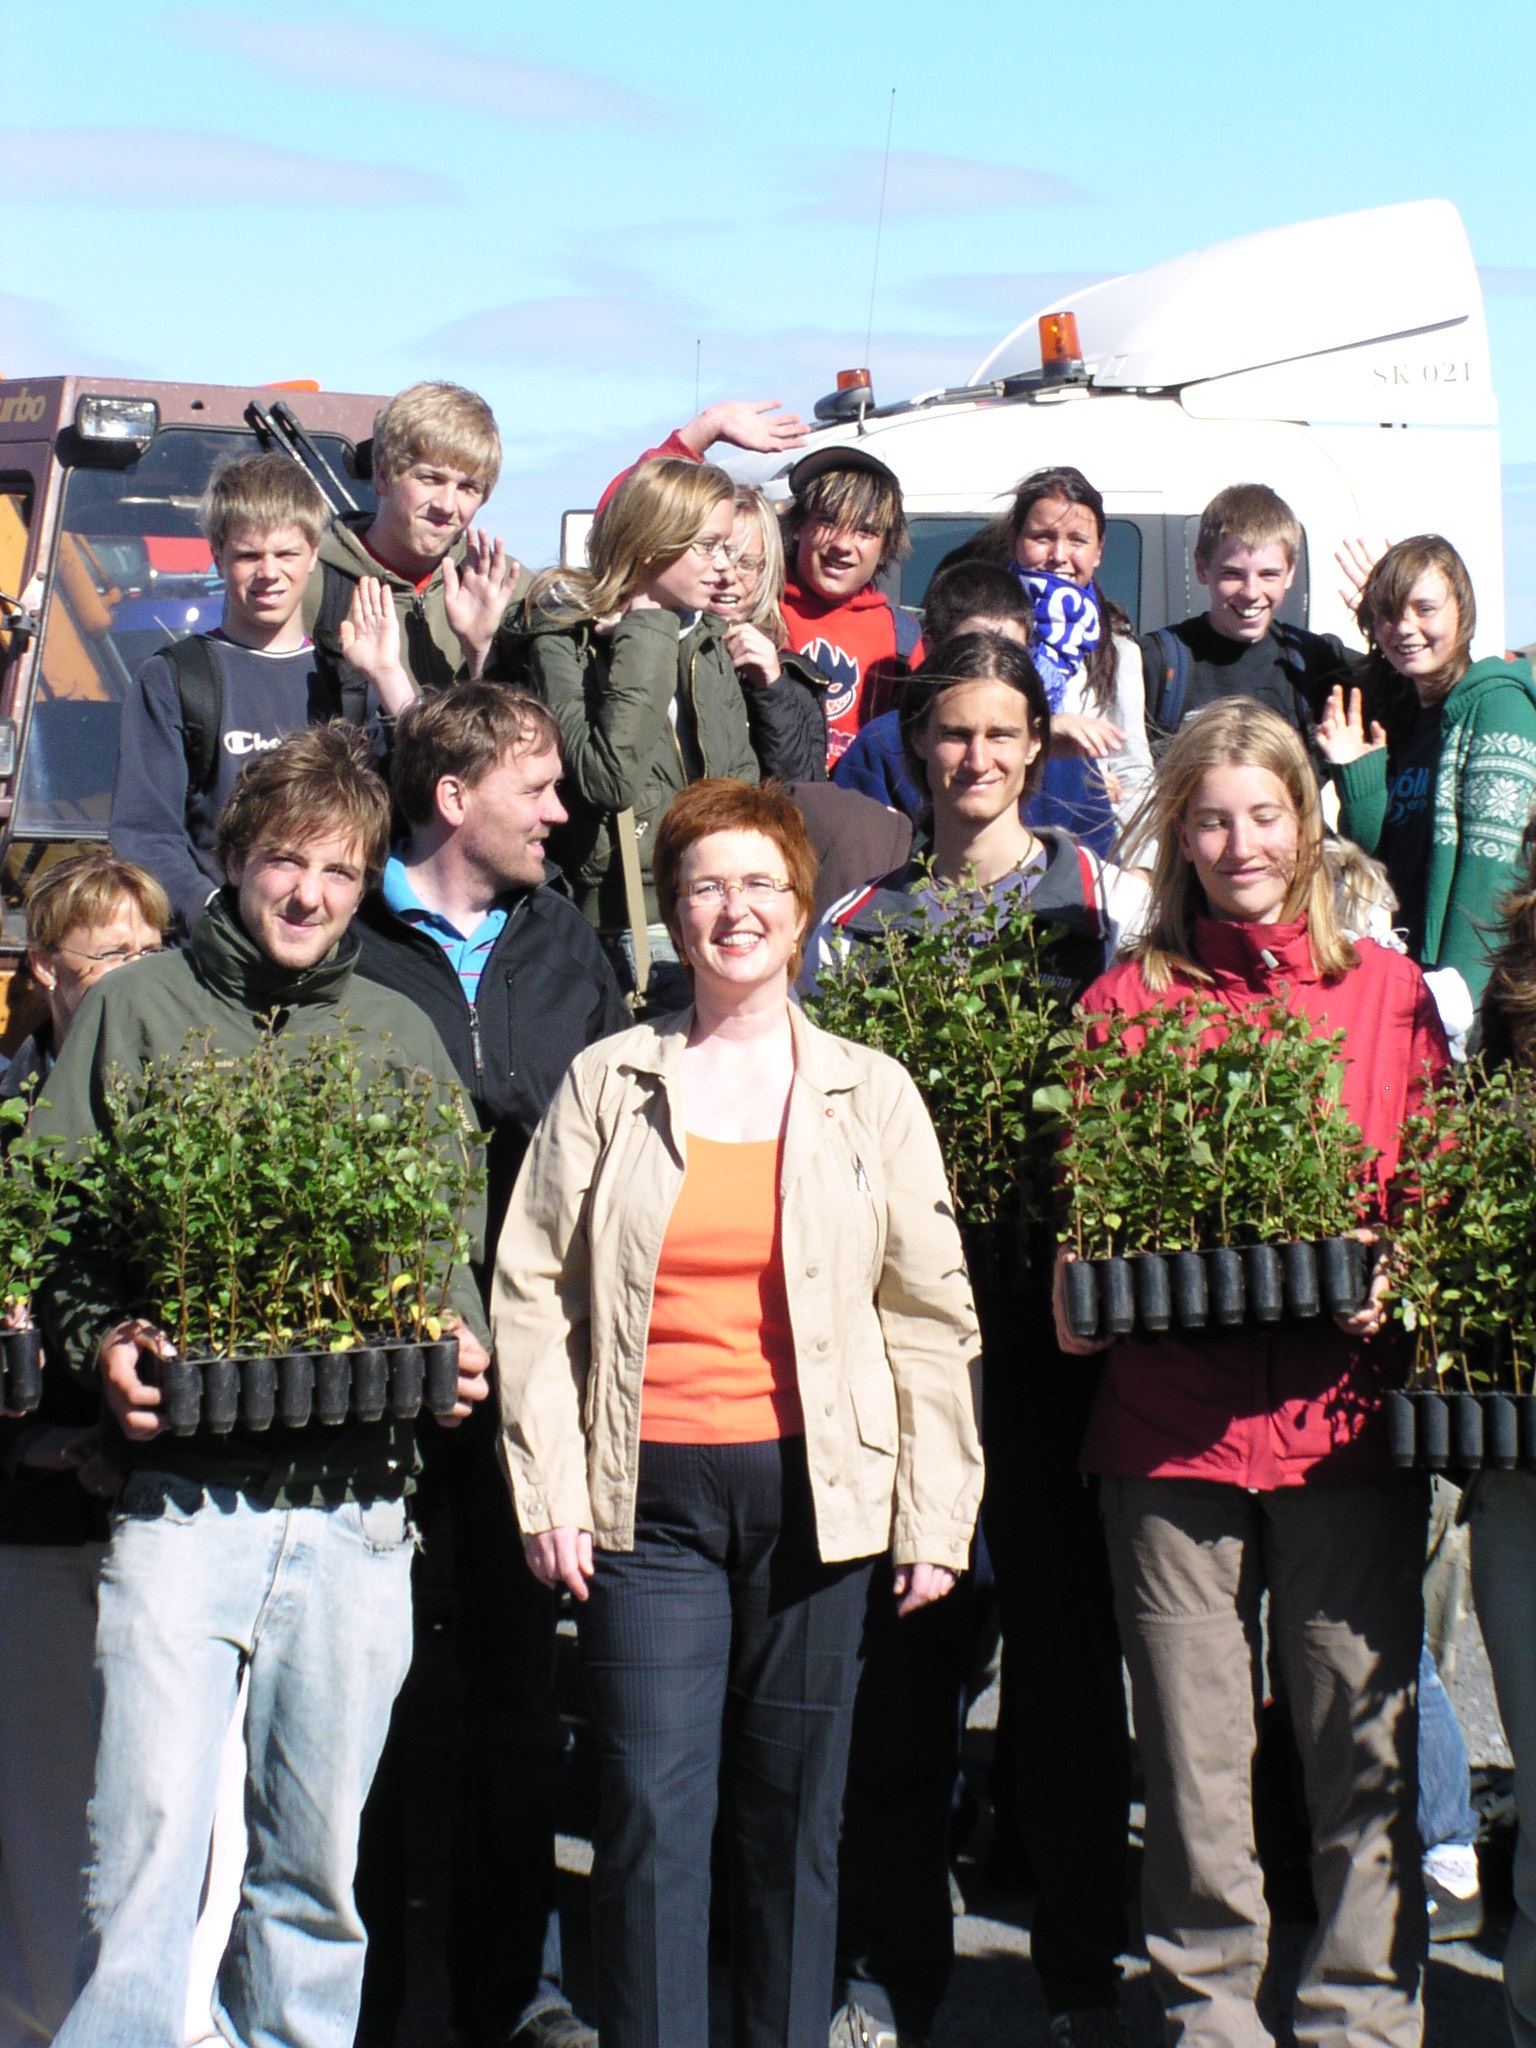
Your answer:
[39,726,491,2048]
[309,380,531,713]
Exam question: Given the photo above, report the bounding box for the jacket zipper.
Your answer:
[468,1002,483,1086]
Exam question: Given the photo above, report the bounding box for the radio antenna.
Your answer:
[863,89,896,367]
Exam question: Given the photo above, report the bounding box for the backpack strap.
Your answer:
[1074,843,1105,940]
[1145,626,1191,734]
[309,559,372,728]
[891,604,923,661]
[157,634,223,795]
[832,880,884,928]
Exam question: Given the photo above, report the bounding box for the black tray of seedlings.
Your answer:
[0,1326,42,1412]
[1063,1237,1369,1342]
[150,1335,460,1438]
[1382,1386,1536,1475]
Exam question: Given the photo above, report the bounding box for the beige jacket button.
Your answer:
[806,1262,820,1278]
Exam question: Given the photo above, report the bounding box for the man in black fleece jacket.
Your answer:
[40,729,492,2048]
[352,684,624,2048]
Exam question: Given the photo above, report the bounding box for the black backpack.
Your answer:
[1142,620,1345,739]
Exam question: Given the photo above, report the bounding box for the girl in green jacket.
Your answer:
[1318,533,1536,1004]
[524,459,762,1002]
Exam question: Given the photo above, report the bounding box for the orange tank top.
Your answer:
[640,1134,805,1445]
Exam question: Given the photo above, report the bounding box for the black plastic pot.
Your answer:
[351,1347,388,1425]
[1282,1241,1320,1320]
[1384,1389,1417,1468]
[157,1354,202,1438]
[1319,1236,1365,1317]
[3,1325,42,1412]
[201,1356,240,1435]
[1098,1258,1136,1338]
[1245,1244,1284,1325]
[1063,1261,1099,1341]
[1417,1391,1450,1471]
[1520,1395,1536,1471]
[1133,1255,1171,1335]
[278,1351,314,1430]
[423,1337,461,1416]
[1206,1248,1245,1327]
[240,1354,276,1432]
[1451,1392,1484,1471]
[1170,1251,1208,1331]
[313,1351,352,1427]
[1486,1393,1520,1471]
[389,1343,424,1420]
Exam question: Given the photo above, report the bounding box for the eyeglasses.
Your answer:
[680,875,794,908]
[685,535,734,562]
[725,549,765,574]
[53,942,165,968]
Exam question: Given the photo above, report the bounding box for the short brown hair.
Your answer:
[214,724,392,881]
[25,850,170,954]
[392,684,562,829]
[202,451,328,556]
[372,382,502,497]
[782,466,910,571]
[1194,484,1303,570]
[653,779,818,980]
[1359,534,1476,694]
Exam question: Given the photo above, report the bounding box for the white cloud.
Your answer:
[0,129,454,207]
[907,271,1116,320]
[0,291,143,376]
[173,12,657,125]
[796,151,1093,224]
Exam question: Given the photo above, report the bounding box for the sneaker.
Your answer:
[509,2008,599,2048]
[829,2003,900,2048]
[1047,2010,1129,2047]
[1424,1866,1484,1943]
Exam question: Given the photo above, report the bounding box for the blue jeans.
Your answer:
[56,1474,414,2048]
[1418,1637,1477,1850]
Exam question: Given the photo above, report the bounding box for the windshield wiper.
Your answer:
[243,401,361,516]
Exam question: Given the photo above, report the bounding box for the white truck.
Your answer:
[703,197,1504,658]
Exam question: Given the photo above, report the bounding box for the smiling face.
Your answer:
[1375,567,1462,695]
[713,507,767,621]
[671,827,807,998]
[1196,537,1297,643]
[218,523,320,643]
[637,496,736,613]
[226,825,368,971]
[912,679,1043,830]
[448,742,567,893]
[368,458,487,576]
[1177,763,1301,925]
[797,517,884,602]
[1012,493,1104,588]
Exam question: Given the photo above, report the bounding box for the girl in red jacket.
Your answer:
[1055,700,1447,2048]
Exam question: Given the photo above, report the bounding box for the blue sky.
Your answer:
[4,0,1536,631]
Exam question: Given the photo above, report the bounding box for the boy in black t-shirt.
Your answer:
[1139,483,1348,745]
[110,453,336,933]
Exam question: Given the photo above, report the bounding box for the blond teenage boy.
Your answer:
[318,380,530,713]
[110,452,337,933]
[1139,483,1348,743]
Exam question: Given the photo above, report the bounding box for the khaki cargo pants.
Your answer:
[1100,1475,1428,2048]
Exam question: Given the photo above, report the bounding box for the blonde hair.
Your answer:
[202,452,328,556]
[1194,483,1303,570]
[731,484,786,641]
[1118,699,1358,990]
[1324,835,1397,937]
[371,381,502,497]
[528,458,734,624]
[25,850,170,954]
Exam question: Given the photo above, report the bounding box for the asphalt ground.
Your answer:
[383,1565,1519,2048]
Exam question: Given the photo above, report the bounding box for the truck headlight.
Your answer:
[74,396,159,451]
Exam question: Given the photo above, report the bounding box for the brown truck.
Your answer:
[0,374,384,1044]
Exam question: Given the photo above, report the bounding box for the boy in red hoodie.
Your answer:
[779,446,913,767]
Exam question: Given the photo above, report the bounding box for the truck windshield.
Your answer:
[14,426,372,835]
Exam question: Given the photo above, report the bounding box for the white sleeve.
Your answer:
[1091,854,1152,956]
[1105,637,1155,823]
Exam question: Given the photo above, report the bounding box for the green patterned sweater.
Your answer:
[1335,655,1536,1003]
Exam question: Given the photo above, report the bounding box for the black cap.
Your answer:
[787,443,901,498]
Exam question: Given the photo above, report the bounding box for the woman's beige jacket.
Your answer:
[491,1004,984,1571]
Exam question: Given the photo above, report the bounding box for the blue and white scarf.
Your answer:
[1012,567,1102,710]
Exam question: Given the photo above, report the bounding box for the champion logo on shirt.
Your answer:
[223,730,286,757]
